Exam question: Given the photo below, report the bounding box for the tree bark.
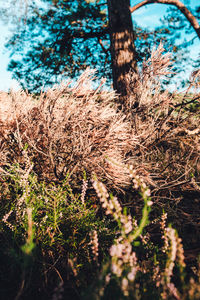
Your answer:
[130,0,200,39]
[107,0,137,101]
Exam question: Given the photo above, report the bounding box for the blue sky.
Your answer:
[0,0,199,91]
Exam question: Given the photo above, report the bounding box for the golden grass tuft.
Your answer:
[0,69,137,189]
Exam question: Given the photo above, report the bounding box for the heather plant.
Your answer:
[123,44,200,195]
[0,163,115,299]
[0,69,137,190]
[1,156,200,299]
[119,44,200,252]
[0,49,199,196]
[91,168,152,298]
[0,45,200,299]
[84,168,200,300]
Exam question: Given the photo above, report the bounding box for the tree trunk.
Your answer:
[107,0,137,101]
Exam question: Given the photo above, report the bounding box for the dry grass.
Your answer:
[122,44,200,196]
[0,45,199,196]
[0,69,137,190]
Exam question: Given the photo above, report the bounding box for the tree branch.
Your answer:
[98,38,110,55]
[130,0,200,39]
[174,95,200,108]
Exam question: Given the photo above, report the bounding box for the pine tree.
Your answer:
[1,0,199,95]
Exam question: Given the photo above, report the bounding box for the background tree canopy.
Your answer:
[0,0,199,92]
